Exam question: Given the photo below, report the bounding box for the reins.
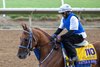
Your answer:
[39,47,54,64]
[39,39,58,65]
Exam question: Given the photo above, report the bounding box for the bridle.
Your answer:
[19,28,37,54]
[18,28,57,66]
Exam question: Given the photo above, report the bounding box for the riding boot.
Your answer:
[62,42,78,61]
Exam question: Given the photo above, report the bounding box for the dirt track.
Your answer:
[0,17,100,67]
[0,29,100,67]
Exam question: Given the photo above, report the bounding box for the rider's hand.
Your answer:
[56,36,61,42]
[50,34,57,41]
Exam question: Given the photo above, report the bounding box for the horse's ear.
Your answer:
[21,23,29,31]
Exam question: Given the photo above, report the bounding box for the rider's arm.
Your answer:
[54,28,63,35]
[61,16,78,38]
[70,16,79,30]
[61,30,75,38]
[51,18,64,39]
[54,18,65,36]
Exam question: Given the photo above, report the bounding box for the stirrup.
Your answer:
[66,56,78,67]
[71,56,78,62]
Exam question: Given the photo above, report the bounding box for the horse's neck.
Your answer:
[33,28,64,67]
[33,28,52,61]
[40,43,52,61]
[39,34,52,61]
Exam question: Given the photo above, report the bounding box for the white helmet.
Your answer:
[58,4,72,13]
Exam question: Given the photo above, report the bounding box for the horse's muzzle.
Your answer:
[17,52,27,59]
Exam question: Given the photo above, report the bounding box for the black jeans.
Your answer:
[61,33,84,58]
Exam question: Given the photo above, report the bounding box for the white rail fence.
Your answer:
[0,8,100,29]
[0,8,100,14]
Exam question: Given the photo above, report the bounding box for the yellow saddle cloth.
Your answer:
[65,43,97,64]
[76,44,97,61]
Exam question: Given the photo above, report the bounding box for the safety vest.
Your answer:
[63,13,85,34]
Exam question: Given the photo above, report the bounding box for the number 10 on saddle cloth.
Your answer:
[75,44,97,64]
[65,44,97,64]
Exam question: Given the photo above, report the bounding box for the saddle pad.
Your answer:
[76,44,97,61]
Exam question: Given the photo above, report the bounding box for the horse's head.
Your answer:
[17,24,37,59]
[17,24,64,67]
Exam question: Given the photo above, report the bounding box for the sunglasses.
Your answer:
[60,12,64,14]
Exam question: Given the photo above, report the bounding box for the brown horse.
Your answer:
[17,24,100,67]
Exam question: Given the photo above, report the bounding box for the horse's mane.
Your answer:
[34,28,51,39]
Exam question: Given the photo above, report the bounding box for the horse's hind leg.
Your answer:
[93,42,100,67]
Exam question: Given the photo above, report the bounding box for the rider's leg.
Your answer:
[62,40,77,60]
[61,34,84,61]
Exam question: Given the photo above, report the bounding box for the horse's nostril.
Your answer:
[17,54,27,59]
[17,54,22,58]
[18,55,22,58]
[19,55,21,58]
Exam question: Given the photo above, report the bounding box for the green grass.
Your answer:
[0,0,61,8]
[8,14,58,20]
[0,0,100,8]
[0,0,100,20]
[0,0,3,8]
[64,0,100,8]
